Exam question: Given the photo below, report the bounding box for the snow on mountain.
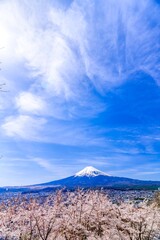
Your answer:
[75,166,110,177]
[4,166,160,192]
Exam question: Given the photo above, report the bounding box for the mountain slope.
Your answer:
[3,166,160,193]
[37,166,160,190]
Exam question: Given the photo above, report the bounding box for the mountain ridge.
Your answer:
[1,166,160,192]
[35,166,160,190]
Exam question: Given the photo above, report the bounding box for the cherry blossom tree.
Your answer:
[0,190,159,240]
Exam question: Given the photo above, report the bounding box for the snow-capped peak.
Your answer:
[75,166,109,177]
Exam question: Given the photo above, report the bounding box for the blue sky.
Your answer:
[0,0,160,186]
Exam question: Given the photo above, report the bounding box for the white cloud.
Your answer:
[2,115,47,140]
[1,0,160,143]
[16,92,46,114]
[1,0,159,96]
[1,112,107,146]
[0,0,105,119]
[33,158,54,172]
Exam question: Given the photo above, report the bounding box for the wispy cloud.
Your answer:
[1,0,160,121]
[32,157,54,172]
[1,114,107,146]
[2,115,47,140]
[1,0,160,184]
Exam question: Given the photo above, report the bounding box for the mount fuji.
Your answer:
[75,166,110,177]
[2,166,160,193]
[34,166,160,190]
